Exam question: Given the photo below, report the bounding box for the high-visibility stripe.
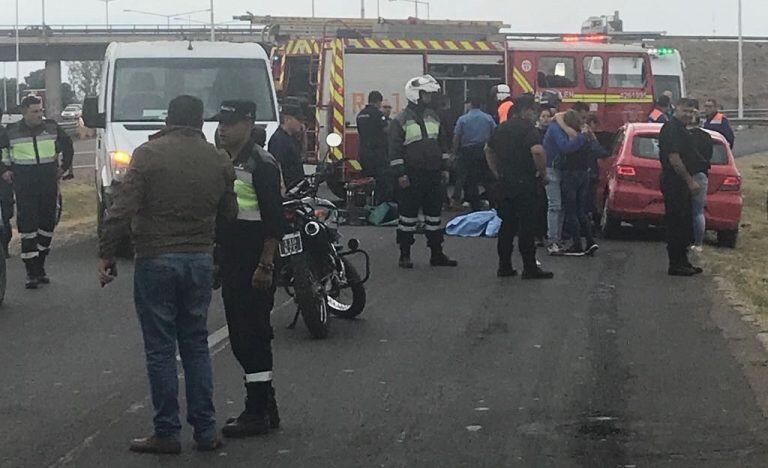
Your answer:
[441,153,451,160]
[21,252,39,260]
[234,168,262,221]
[512,67,534,94]
[446,41,459,50]
[399,216,419,224]
[398,224,417,232]
[413,40,427,49]
[349,160,363,171]
[37,229,54,238]
[20,232,38,240]
[425,216,442,223]
[245,371,273,383]
[37,244,50,251]
[429,40,443,50]
[11,157,57,165]
[390,158,404,167]
[424,224,442,231]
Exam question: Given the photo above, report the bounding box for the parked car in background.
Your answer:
[61,104,83,121]
[598,123,742,247]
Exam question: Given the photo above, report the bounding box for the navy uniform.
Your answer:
[215,101,285,437]
[356,102,392,203]
[389,75,457,269]
[0,99,73,288]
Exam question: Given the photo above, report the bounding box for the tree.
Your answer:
[68,61,103,100]
[24,69,46,90]
[2,78,20,113]
[61,83,77,107]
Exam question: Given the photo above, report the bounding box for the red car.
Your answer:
[597,123,742,247]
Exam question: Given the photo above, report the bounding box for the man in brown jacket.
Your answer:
[98,95,237,454]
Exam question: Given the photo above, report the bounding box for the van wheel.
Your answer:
[600,195,621,239]
[717,229,738,249]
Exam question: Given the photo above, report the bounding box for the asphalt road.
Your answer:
[2,224,768,467]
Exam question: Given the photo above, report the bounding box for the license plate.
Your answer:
[279,232,304,257]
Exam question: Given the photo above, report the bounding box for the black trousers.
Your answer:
[661,176,693,268]
[220,241,275,381]
[0,178,14,255]
[497,187,538,270]
[535,179,548,239]
[13,165,58,274]
[460,145,491,211]
[397,169,444,249]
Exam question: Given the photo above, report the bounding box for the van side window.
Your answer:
[583,56,604,89]
[608,56,645,88]
[537,57,576,88]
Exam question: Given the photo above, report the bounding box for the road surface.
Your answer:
[2,225,768,467]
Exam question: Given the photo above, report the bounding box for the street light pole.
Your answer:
[98,0,118,28]
[210,0,215,41]
[15,0,20,106]
[737,0,744,119]
[42,0,46,26]
[361,0,365,18]
[312,0,316,17]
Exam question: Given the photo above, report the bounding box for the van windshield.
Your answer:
[632,135,728,165]
[112,58,276,122]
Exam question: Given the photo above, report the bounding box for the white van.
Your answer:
[647,47,687,103]
[83,40,280,235]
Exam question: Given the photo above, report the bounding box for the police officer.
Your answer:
[485,95,554,280]
[389,75,457,269]
[648,95,671,123]
[0,95,73,288]
[356,90,392,204]
[0,107,14,257]
[215,100,285,438]
[268,103,305,189]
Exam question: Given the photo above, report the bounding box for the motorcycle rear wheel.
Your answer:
[328,258,366,319]
[291,254,330,339]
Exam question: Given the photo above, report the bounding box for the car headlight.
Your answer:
[110,150,132,180]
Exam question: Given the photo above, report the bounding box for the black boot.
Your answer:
[399,246,413,269]
[430,249,458,267]
[24,258,39,290]
[267,384,280,429]
[37,252,50,284]
[497,262,518,278]
[222,383,271,438]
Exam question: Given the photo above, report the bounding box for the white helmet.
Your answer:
[496,84,511,101]
[405,75,441,104]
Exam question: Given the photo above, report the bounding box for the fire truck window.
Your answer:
[583,56,604,89]
[537,57,576,88]
[608,56,645,88]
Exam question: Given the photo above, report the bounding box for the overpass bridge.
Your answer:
[0,25,267,117]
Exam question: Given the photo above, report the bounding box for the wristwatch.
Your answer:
[257,262,275,272]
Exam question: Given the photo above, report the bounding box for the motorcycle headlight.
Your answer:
[314,207,331,222]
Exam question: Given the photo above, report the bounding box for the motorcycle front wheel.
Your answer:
[328,257,366,319]
[291,253,330,339]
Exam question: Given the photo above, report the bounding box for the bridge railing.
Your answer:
[0,24,264,36]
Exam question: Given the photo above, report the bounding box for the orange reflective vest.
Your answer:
[497,101,513,123]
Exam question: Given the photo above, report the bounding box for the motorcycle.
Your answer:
[278,133,370,339]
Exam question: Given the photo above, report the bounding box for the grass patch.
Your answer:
[60,173,96,227]
[705,153,768,312]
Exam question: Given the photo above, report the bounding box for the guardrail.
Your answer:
[723,109,768,119]
[0,24,263,37]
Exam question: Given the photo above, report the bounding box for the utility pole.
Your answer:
[312,0,316,17]
[42,0,46,26]
[737,0,744,119]
[210,0,216,41]
[15,0,20,106]
[98,0,118,28]
[361,0,365,18]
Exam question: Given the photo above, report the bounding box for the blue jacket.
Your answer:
[543,124,587,168]
[703,112,735,149]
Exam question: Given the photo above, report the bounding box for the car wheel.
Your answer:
[717,229,738,249]
[600,195,621,239]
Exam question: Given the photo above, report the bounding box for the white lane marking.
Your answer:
[72,164,95,169]
[74,151,95,156]
[475,407,490,412]
[466,425,482,432]
[54,297,295,467]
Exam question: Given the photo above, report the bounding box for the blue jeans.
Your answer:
[561,170,595,249]
[545,167,563,245]
[692,172,709,246]
[134,253,216,442]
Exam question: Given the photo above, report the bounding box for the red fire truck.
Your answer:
[273,33,654,196]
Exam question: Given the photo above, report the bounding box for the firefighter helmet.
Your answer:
[405,75,441,104]
[496,84,511,101]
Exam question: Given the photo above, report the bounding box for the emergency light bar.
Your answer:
[646,47,677,56]
[561,35,607,43]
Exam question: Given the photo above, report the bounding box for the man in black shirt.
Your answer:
[268,104,305,189]
[658,98,704,276]
[356,91,392,203]
[485,95,554,280]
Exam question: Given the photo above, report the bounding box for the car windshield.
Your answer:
[112,58,276,122]
[632,135,728,165]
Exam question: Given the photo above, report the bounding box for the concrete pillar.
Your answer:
[44,60,62,121]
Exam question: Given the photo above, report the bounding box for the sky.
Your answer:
[1,0,762,80]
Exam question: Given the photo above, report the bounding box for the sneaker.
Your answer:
[562,245,586,257]
[497,266,518,278]
[129,436,182,455]
[430,253,458,267]
[585,244,599,257]
[194,437,223,452]
[547,243,563,256]
[522,267,555,280]
[222,411,271,438]
[690,245,704,254]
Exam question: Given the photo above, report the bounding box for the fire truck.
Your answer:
[267,18,655,196]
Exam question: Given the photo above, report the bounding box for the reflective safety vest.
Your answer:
[403,113,440,146]
[234,165,261,221]
[498,101,513,123]
[709,112,725,125]
[648,108,665,123]
[2,120,60,166]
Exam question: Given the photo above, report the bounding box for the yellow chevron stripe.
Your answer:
[333,93,344,107]
[333,108,344,125]
[429,40,443,50]
[349,160,363,171]
[412,40,426,49]
[476,42,490,51]
[333,74,343,88]
[445,41,459,50]
[365,38,379,48]
[331,147,343,160]
[396,39,410,49]
[382,39,395,49]
[460,41,474,50]
[512,67,534,93]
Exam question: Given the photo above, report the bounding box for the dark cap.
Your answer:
[281,103,304,120]
[214,100,256,124]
